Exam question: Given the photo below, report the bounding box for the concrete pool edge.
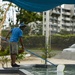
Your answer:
[0,64,56,75]
[0,64,75,75]
[0,67,34,75]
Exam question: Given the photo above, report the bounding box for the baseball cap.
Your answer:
[19,22,26,27]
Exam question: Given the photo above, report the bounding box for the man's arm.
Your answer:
[6,31,11,40]
[19,37,24,50]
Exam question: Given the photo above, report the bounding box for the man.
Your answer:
[6,23,26,67]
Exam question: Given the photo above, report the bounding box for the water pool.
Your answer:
[23,64,75,75]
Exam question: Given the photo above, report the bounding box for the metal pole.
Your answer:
[45,10,49,64]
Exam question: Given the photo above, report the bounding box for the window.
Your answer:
[44,12,46,15]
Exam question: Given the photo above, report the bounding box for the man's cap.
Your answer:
[19,22,26,27]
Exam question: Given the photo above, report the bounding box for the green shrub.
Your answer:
[0,47,9,56]
[23,35,45,48]
[51,34,75,50]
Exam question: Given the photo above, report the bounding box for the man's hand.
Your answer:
[19,46,24,54]
[19,49,24,54]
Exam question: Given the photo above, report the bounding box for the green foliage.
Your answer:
[2,29,75,51]
[0,5,4,22]
[51,34,75,50]
[23,35,45,48]
[16,53,25,63]
[16,46,26,63]
[41,48,47,59]
[16,8,42,24]
[1,30,9,37]
[0,56,10,67]
[42,48,55,59]
[0,48,9,56]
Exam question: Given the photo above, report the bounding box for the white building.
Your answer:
[43,4,75,35]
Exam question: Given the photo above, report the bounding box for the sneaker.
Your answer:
[11,63,20,67]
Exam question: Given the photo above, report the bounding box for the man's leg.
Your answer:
[11,54,17,65]
[10,42,20,67]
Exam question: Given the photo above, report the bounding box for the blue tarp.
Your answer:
[3,0,75,12]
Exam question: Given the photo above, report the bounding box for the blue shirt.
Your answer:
[10,27,23,42]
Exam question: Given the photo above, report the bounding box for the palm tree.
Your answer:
[0,2,12,50]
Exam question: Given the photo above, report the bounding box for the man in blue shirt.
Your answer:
[6,23,26,67]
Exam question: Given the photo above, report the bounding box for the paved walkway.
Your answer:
[20,57,75,65]
[0,56,75,68]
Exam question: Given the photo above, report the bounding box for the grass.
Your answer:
[26,48,62,58]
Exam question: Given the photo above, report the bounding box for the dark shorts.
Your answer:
[10,42,18,55]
